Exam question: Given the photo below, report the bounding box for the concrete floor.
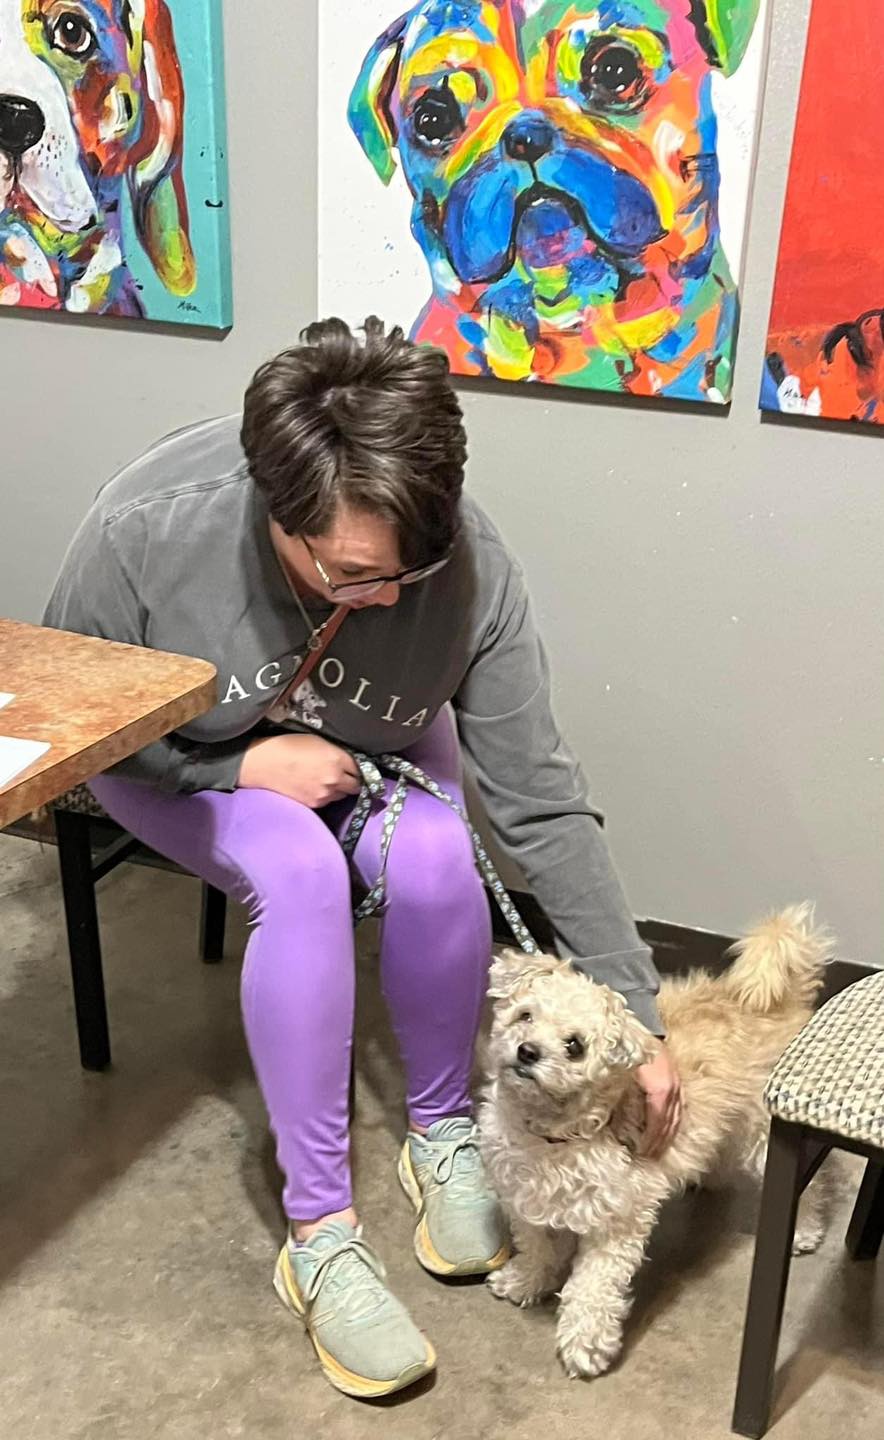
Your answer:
[0,835,881,1440]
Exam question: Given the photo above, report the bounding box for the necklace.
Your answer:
[288,579,338,652]
[276,545,338,652]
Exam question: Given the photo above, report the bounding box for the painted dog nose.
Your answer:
[517,1042,541,1066]
[0,95,46,158]
[503,115,555,165]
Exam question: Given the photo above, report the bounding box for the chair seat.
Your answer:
[764,972,884,1147]
[52,784,108,818]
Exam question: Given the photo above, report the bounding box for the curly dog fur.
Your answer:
[478,905,833,1379]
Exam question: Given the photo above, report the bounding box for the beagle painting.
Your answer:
[322,2,768,401]
[0,0,230,325]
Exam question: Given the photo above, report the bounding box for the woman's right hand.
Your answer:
[238,734,362,808]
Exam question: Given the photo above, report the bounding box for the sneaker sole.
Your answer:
[398,1143,511,1278]
[273,1246,436,1399]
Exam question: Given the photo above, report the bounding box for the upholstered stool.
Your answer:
[732,972,884,1436]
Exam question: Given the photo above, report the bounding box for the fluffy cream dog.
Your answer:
[478,906,831,1379]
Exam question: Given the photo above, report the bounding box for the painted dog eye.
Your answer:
[580,39,646,109]
[412,87,463,148]
[565,1035,586,1060]
[50,12,97,60]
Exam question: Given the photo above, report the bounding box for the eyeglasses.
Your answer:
[301,537,452,600]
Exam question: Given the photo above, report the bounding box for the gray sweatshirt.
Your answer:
[44,415,661,1033]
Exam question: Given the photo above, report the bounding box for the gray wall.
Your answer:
[2,1,881,965]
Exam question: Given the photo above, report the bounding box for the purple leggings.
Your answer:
[90,711,491,1221]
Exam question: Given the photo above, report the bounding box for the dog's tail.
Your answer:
[722,903,832,1014]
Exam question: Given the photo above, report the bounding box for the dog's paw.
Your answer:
[792,1224,825,1255]
[556,1303,624,1380]
[557,1329,618,1380]
[487,1259,548,1307]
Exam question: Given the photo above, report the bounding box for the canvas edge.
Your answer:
[180,0,233,332]
[710,0,774,407]
[754,0,815,418]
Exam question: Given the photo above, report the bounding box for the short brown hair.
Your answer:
[241,317,467,567]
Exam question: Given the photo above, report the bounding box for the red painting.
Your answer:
[761,2,884,423]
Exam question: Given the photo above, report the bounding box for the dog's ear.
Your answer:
[689,0,761,76]
[604,996,656,1071]
[488,949,536,1000]
[347,12,409,184]
[128,0,196,295]
[487,948,562,1000]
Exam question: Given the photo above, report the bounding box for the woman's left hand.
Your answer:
[636,1044,682,1158]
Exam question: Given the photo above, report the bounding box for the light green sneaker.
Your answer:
[273,1219,436,1398]
[398,1117,510,1277]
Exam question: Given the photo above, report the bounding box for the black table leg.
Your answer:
[55,808,111,1070]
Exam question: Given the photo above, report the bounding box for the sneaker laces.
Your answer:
[428,1125,487,1202]
[301,1234,391,1324]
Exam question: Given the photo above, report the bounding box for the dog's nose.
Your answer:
[503,115,556,165]
[517,1042,541,1067]
[0,95,46,159]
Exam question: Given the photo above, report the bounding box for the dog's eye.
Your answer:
[50,12,97,60]
[580,40,646,109]
[518,1011,533,1024]
[564,1035,585,1060]
[412,87,464,149]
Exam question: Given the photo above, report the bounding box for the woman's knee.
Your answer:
[228,791,351,909]
[388,802,484,918]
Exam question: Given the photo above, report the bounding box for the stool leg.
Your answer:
[845,1159,884,1261]
[200,883,227,963]
[732,1119,806,1438]
[55,809,111,1071]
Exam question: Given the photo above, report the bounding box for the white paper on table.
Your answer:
[0,736,50,787]
[0,693,14,710]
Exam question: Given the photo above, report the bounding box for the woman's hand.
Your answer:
[636,1044,682,1158]
[238,734,362,809]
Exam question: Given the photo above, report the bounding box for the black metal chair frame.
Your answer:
[54,807,228,1070]
[732,1116,884,1438]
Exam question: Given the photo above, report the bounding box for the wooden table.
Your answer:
[0,620,217,828]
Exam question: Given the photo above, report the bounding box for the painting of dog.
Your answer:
[320,2,768,401]
[0,0,231,327]
[762,2,884,424]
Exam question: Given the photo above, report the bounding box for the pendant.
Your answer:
[307,633,323,652]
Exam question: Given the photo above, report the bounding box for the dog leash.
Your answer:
[341,752,541,956]
[273,607,540,954]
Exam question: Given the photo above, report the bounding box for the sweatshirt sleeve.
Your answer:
[453,550,662,1036]
[43,518,246,794]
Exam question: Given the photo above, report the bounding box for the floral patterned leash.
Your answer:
[341,752,540,956]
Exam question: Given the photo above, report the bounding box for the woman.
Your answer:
[45,318,679,1398]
